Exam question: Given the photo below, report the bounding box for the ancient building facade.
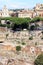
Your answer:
[0,5,14,17]
[34,4,43,17]
[0,4,43,18]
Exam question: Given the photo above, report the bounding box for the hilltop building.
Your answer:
[17,9,35,18]
[0,5,14,17]
[17,4,43,18]
[0,4,43,18]
[34,4,43,17]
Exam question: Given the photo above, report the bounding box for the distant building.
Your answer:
[34,4,43,17]
[17,10,34,18]
[0,4,43,18]
[0,5,14,17]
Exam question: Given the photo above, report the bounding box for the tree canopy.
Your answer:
[34,54,43,65]
[0,17,43,30]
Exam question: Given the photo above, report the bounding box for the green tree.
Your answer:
[34,54,43,65]
[30,25,35,30]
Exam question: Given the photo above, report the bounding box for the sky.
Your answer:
[0,0,43,9]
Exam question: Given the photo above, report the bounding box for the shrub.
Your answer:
[0,24,6,27]
[35,42,37,46]
[22,42,26,45]
[16,46,21,51]
[29,36,33,40]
